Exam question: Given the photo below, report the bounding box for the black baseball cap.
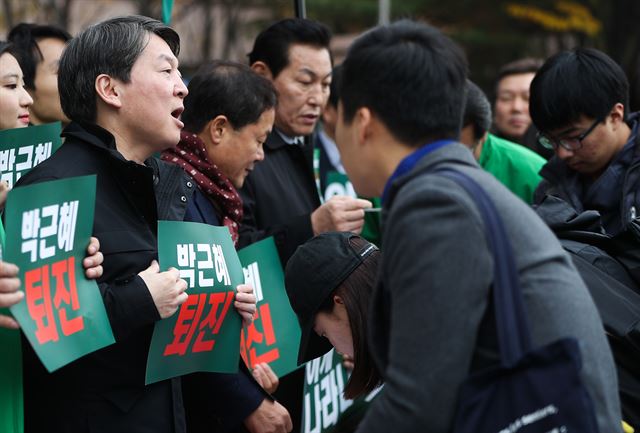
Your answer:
[284,232,379,365]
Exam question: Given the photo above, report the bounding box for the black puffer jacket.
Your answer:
[534,112,640,236]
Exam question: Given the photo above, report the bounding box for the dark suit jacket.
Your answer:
[16,122,184,433]
[238,129,320,265]
[238,129,321,432]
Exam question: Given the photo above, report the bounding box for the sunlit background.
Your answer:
[1,0,637,110]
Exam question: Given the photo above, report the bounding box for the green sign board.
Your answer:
[0,219,23,433]
[238,237,302,378]
[322,171,382,246]
[4,175,115,372]
[323,171,356,202]
[302,349,383,433]
[0,219,5,250]
[0,122,62,188]
[146,221,244,384]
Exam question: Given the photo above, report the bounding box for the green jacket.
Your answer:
[478,133,545,204]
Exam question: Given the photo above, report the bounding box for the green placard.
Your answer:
[322,171,382,246]
[4,175,115,372]
[0,122,62,188]
[0,219,5,251]
[301,349,383,433]
[323,171,356,202]
[146,220,244,384]
[238,237,302,378]
[0,220,23,433]
[0,323,22,433]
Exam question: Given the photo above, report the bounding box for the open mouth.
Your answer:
[171,107,185,129]
[171,107,184,119]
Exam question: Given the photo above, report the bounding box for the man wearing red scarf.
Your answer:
[161,60,292,433]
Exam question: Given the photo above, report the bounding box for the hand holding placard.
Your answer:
[234,283,257,327]
[4,175,115,372]
[145,220,244,384]
[238,237,302,378]
[139,260,188,318]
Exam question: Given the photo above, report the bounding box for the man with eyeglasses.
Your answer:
[530,48,639,236]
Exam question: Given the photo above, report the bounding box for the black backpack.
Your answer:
[536,196,640,428]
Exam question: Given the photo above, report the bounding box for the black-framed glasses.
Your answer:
[537,118,602,151]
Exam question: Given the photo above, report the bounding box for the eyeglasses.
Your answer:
[537,118,602,151]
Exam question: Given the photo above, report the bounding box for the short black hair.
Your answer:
[529,48,629,133]
[340,20,468,147]
[495,58,542,87]
[58,15,180,124]
[182,60,277,134]
[8,23,72,90]
[248,18,332,78]
[463,80,492,141]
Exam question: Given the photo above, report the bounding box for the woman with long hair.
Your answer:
[285,231,383,399]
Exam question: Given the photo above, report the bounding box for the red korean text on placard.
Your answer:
[163,291,235,356]
[241,302,280,368]
[24,256,84,344]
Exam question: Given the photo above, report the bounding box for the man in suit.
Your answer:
[240,18,371,431]
[241,18,371,264]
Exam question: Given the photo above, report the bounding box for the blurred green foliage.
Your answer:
[305,0,639,110]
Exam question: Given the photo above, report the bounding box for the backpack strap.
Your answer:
[435,168,532,366]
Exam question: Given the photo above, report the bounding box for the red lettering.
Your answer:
[259,303,276,345]
[163,293,205,356]
[52,257,84,336]
[244,303,280,367]
[25,265,59,344]
[164,290,236,356]
[193,292,234,353]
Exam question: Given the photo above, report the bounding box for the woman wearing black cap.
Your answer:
[285,231,383,399]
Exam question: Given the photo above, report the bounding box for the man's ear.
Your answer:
[251,61,274,81]
[609,102,626,127]
[206,115,229,145]
[95,74,122,109]
[354,107,373,147]
[322,105,337,127]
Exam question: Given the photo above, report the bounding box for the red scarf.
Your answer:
[162,131,243,245]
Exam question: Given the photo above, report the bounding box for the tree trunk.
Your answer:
[59,0,72,29]
[1,0,14,30]
[200,0,213,62]
[602,0,640,111]
[221,0,240,60]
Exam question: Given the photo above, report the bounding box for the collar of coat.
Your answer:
[62,121,159,174]
[265,128,308,150]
